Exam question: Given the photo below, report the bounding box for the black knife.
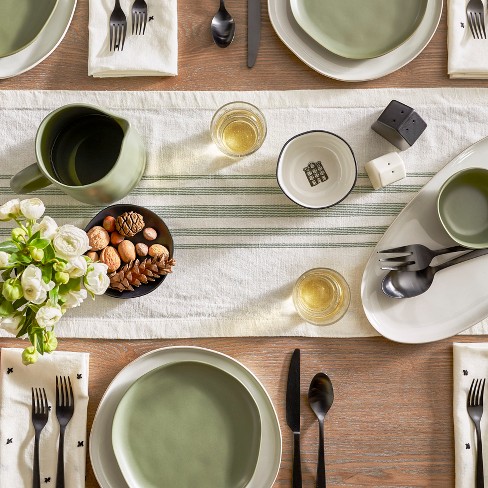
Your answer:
[286,348,302,487]
[247,0,260,67]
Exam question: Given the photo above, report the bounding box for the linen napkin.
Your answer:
[453,343,488,487]
[0,348,89,486]
[88,0,178,77]
[448,0,488,78]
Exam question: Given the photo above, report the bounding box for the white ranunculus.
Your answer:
[21,264,54,305]
[0,315,22,335]
[63,288,87,309]
[65,256,88,278]
[20,198,45,220]
[36,305,62,328]
[0,199,20,221]
[0,251,10,268]
[53,224,90,260]
[84,262,110,295]
[32,216,58,240]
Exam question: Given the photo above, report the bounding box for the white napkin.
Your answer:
[453,343,488,487]
[448,0,488,78]
[88,0,178,77]
[0,348,89,486]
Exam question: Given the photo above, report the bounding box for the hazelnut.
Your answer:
[143,227,158,241]
[99,246,121,273]
[110,231,125,246]
[87,226,110,251]
[149,244,169,258]
[135,243,148,257]
[103,215,116,232]
[118,240,136,263]
[86,251,99,262]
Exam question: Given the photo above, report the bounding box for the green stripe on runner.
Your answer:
[177,242,378,249]
[172,226,388,236]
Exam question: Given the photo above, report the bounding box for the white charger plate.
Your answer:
[0,0,76,79]
[90,347,282,488]
[268,0,442,82]
[361,136,488,344]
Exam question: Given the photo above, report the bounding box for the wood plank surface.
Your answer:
[0,0,487,486]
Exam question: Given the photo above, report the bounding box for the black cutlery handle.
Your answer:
[293,432,302,488]
[33,433,40,488]
[56,428,65,488]
[476,423,484,488]
[316,421,325,488]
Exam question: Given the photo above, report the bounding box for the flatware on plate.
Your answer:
[56,376,74,488]
[109,0,127,51]
[378,244,466,272]
[286,349,302,488]
[467,378,486,488]
[131,0,148,35]
[247,0,260,66]
[467,0,487,39]
[308,373,334,488]
[381,248,488,299]
[32,388,49,488]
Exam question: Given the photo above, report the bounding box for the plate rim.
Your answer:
[268,0,442,82]
[89,346,282,488]
[111,359,262,488]
[360,135,488,344]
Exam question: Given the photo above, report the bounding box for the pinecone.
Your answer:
[115,211,145,237]
[109,255,175,292]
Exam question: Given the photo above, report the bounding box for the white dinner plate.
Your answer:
[361,136,488,344]
[90,347,282,488]
[268,0,442,82]
[0,0,76,79]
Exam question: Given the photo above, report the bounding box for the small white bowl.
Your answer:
[276,131,357,209]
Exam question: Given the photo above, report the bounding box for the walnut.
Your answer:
[103,216,116,232]
[86,251,99,262]
[148,244,169,258]
[118,240,136,263]
[135,243,148,257]
[110,231,125,246]
[99,246,121,273]
[143,227,158,241]
[87,226,110,251]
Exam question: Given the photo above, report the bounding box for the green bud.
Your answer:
[43,331,58,353]
[55,271,70,285]
[22,346,39,365]
[11,227,27,242]
[2,279,22,301]
[53,261,66,272]
[30,248,44,262]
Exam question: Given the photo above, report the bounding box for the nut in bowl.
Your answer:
[276,130,357,209]
[84,204,175,299]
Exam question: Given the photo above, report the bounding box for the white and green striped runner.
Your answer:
[0,88,487,339]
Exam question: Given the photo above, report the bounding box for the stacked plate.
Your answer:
[0,0,77,79]
[268,0,443,81]
[90,346,282,488]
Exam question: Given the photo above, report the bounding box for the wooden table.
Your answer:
[0,2,486,486]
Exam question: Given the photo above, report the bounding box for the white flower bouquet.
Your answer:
[0,198,109,364]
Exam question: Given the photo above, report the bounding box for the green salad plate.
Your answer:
[0,0,58,58]
[112,361,262,488]
[290,0,428,60]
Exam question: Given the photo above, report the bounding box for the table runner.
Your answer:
[0,88,487,339]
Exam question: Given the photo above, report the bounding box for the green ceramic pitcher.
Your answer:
[10,104,146,205]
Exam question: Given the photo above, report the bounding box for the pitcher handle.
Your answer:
[10,164,51,194]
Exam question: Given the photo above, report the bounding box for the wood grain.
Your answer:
[0,0,486,486]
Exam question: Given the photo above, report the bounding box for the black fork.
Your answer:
[109,0,127,51]
[467,378,486,488]
[31,388,49,488]
[55,376,74,488]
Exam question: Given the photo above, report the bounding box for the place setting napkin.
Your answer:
[0,348,89,486]
[453,343,488,487]
[88,0,178,77]
[448,0,488,78]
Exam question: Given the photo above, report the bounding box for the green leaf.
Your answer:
[15,315,28,338]
[29,238,50,250]
[0,241,18,253]
[0,300,14,317]
[59,277,81,295]
[12,297,27,310]
[41,264,53,284]
[1,270,10,281]
[9,252,31,265]
[49,286,59,305]
[42,245,55,263]
[26,231,40,244]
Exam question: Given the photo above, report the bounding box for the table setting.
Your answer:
[2,0,488,486]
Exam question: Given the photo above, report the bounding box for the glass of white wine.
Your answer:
[210,101,267,157]
[293,268,350,326]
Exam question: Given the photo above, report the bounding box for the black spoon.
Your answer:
[308,373,334,488]
[211,0,235,48]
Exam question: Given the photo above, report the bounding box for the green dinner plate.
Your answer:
[290,0,428,60]
[0,0,58,58]
[112,361,262,488]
